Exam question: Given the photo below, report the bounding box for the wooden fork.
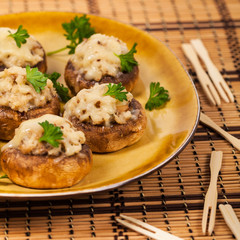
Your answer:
[202,151,223,235]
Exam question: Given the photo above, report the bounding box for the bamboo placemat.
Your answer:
[0,0,240,239]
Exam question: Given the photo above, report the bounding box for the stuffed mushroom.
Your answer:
[0,66,60,140]
[63,83,147,153]
[0,114,92,189]
[0,27,47,72]
[64,33,139,95]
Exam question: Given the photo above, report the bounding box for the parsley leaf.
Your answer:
[0,174,8,179]
[39,121,64,147]
[8,25,30,48]
[47,15,95,56]
[26,65,47,93]
[104,83,128,101]
[45,72,71,102]
[115,43,138,73]
[145,82,169,111]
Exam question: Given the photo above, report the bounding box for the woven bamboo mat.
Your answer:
[0,0,240,239]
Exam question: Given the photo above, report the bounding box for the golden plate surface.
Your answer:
[0,12,200,198]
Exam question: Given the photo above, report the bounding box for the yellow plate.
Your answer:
[0,12,200,198]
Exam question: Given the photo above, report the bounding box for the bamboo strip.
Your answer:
[0,0,239,239]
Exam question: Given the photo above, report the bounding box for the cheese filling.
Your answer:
[0,66,56,112]
[2,114,86,157]
[0,27,44,68]
[64,84,134,126]
[71,33,129,81]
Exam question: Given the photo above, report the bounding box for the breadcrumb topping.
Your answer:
[64,83,134,126]
[2,114,86,157]
[0,66,56,112]
[0,27,44,68]
[71,33,129,81]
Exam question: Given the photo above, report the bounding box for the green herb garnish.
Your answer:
[145,82,169,111]
[45,72,71,102]
[104,83,128,102]
[26,65,47,93]
[47,15,95,56]
[8,25,30,48]
[39,121,64,147]
[115,43,138,73]
[0,174,8,179]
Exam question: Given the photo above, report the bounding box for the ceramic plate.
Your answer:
[0,12,200,198]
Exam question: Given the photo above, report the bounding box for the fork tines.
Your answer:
[116,214,183,240]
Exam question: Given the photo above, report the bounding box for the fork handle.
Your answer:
[181,44,221,106]
[191,39,234,103]
[190,39,213,67]
[209,151,222,187]
[219,204,240,240]
[200,113,240,151]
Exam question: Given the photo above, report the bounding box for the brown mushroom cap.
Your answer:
[68,98,147,153]
[64,60,139,95]
[0,144,92,189]
[0,95,60,141]
[34,50,47,73]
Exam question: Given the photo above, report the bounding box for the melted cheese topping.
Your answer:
[2,114,86,157]
[0,66,56,112]
[0,27,44,68]
[71,33,129,81]
[64,84,133,126]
